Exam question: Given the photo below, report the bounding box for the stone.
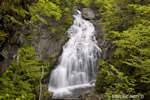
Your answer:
[89,80,96,85]
[82,8,95,20]
[90,19,114,61]
[0,32,20,75]
[79,89,105,100]
[79,90,92,98]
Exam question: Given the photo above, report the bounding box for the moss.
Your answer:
[49,55,55,62]
[64,36,69,42]
[0,30,8,41]
[26,30,36,41]
[56,25,66,32]
[42,91,50,97]
[11,6,29,18]
[4,15,23,26]
[50,28,57,34]
[56,34,63,40]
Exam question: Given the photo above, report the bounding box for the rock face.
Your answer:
[92,20,114,60]
[0,19,67,76]
[82,8,96,20]
[0,26,28,75]
[32,22,66,62]
[32,21,68,85]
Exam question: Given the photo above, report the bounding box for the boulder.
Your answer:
[82,8,95,20]
[79,89,105,100]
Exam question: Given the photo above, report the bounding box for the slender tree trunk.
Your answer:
[39,65,44,100]
[14,54,19,82]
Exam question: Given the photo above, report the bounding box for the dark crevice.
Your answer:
[0,54,5,62]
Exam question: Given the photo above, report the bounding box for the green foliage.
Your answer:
[3,15,23,26]
[53,0,76,29]
[96,60,136,98]
[28,0,75,39]
[1,0,76,44]
[0,44,49,100]
[26,30,36,41]
[0,0,31,43]
[49,55,55,63]
[0,0,77,99]
[80,0,92,7]
[11,6,29,18]
[29,0,62,23]
[56,34,63,40]
[78,0,99,8]
[42,91,50,97]
[112,24,150,96]
[95,0,150,99]
[0,31,8,41]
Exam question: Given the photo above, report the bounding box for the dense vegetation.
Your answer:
[0,0,77,99]
[91,0,150,99]
[0,0,76,43]
[0,44,49,99]
[0,0,150,100]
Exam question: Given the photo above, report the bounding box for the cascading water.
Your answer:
[48,10,101,98]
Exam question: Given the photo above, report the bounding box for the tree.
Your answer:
[0,44,49,100]
[95,0,150,99]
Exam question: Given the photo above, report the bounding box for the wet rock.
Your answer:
[82,8,95,20]
[90,19,114,60]
[79,90,92,98]
[32,26,66,64]
[79,89,105,100]
[89,80,96,85]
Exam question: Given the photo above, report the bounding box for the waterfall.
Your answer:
[48,10,101,98]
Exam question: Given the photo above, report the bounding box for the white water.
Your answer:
[48,11,101,98]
